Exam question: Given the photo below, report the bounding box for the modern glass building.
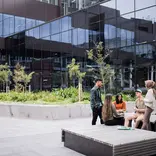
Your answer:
[0,0,61,52]
[3,0,156,91]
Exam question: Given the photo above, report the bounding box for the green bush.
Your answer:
[0,87,136,104]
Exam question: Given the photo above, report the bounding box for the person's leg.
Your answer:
[105,118,124,126]
[135,114,143,128]
[141,107,153,130]
[98,106,104,124]
[124,114,137,127]
[92,108,98,125]
[105,119,117,125]
[117,118,125,126]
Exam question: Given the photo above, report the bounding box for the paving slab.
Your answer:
[0,117,96,156]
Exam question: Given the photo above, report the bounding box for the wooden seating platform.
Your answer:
[62,125,156,156]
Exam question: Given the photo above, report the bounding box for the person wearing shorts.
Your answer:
[124,89,145,128]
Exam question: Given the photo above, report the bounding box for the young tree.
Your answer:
[67,58,86,102]
[0,63,12,92]
[13,63,34,92]
[87,42,114,93]
[22,71,34,92]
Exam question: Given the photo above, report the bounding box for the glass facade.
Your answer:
[5,0,156,91]
[0,13,44,37]
[61,0,103,15]
[39,0,59,5]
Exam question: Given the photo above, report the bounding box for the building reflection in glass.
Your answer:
[5,0,156,91]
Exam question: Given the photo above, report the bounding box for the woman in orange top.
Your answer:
[113,94,126,113]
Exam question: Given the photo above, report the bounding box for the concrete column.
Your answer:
[129,63,133,88]
[151,65,154,81]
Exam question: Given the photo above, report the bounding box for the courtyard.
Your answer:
[0,117,91,156]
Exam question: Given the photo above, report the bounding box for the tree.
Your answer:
[22,71,34,92]
[13,63,34,92]
[67,58,86,102]
[87,42,114,93]
[0,63,12,92]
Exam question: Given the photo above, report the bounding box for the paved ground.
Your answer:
[0,117,98,156]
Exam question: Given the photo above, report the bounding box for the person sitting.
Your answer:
[113,94,126,113]
[102,94,124,126]
[124,89,145,128]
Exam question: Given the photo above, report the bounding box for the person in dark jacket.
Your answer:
[90,78,103,125]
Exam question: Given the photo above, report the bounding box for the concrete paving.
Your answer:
[0,117,97,156]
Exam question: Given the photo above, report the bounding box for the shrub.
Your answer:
[0,87,136,104]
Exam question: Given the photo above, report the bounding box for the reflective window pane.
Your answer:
[117,0,134,15]
[26,18,36,29]
[136,6,156,23]
[135,0,156,10]
[3,16,14,37]
[100,0,115,9]
[135,7,156,43]
[86,29,89,48]
[0,21,2,37]
[51,34,60,42]
[51,19,60,34]
[33,27,40,39]
[61,31,71,43]
[104,19,116,49]
[78,28,86,47]
[100,0,116,19]
[3,14,11,20]
[0,14,2,21]
[40,23,50,38]
[61,17,69,32]
[42,36,50,41]
[15,16,25,33]
[36,20,44,25]
[72,29,78,46]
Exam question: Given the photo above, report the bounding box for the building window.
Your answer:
[38,0,59,5]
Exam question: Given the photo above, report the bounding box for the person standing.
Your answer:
[141,80,156,130]
[90,78,103,125]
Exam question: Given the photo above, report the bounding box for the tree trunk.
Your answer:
[3,82,5,92]
[78,78,82,102]
[103,85,106,95]
[24,84,27,92]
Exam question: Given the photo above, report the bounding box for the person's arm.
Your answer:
[122,101,126,111]
[111,104,121,117]
[90,89,96,110]
[117,102,126,113]
[120,101,126,112]
[144,89,154,103]
[137,108,145,113]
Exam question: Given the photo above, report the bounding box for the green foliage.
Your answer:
[0,87,80,104]
[67,58,86,102]
[0,63,12,85]
[13,63,34,92]
[87,42,114,92]
[67,58,86,81]
[0,87,135,104]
